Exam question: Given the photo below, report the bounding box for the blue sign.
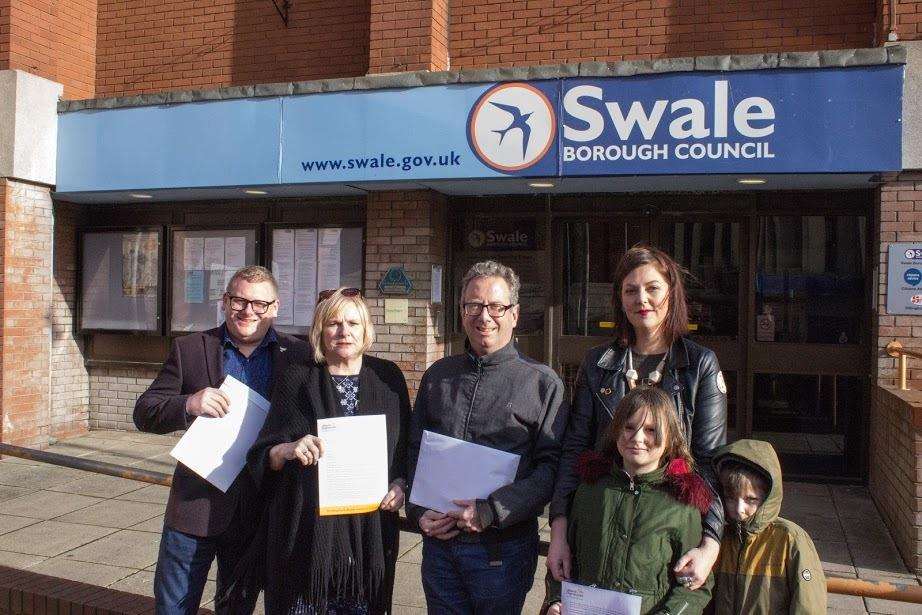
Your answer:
[378,266,413,295]
[56,65,903,194]
[888,244,922,315]
[559,67,902,175]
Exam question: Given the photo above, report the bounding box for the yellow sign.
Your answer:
[384,298,409,324]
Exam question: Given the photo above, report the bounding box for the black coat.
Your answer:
[550,336,728,541]
[133,326,304,537]
[245,353,411,614]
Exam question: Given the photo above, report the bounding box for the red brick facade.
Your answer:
[95,0,369,98]
[881,0,922,42]
[0,179,53,447]
[369,0,449,73]
[0,0,96,99]
[877,175,922,389]
[869,386,922,573]
[450,0,877,69]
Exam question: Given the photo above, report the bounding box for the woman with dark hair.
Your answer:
[545,244,728,594]
[229,287,410,614]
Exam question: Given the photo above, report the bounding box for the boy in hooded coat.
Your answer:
[712,439,827,614]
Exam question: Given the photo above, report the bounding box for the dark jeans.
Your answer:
[154,524,255,615]
[421,532,539,615]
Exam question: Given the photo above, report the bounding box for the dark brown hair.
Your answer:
[719,461,769,499]
[611,243,689,347]
[602,386,694,470]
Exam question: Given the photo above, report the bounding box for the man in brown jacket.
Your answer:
[134,266,304,615]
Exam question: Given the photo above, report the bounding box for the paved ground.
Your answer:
[0,430,920,614]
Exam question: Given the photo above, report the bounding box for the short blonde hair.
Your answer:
[309,288,376,364]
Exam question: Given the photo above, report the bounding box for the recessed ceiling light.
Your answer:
[737,178,766,185]
[244,189,268,195]
[528,181,555,188]
[129,193,153,199]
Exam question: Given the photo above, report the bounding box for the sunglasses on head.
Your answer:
[318,287,361,302]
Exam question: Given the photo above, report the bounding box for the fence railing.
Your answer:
[2,442,922,604]
[886,340,922,391]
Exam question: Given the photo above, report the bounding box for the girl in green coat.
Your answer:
[545,387,714,615]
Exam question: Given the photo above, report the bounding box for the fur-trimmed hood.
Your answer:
[577,450,712,515]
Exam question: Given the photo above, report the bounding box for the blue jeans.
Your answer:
[154,524,255,615]
[421,533,538,615]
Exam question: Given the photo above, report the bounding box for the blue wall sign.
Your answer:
[56,65,903,193]
[888,244,922,315]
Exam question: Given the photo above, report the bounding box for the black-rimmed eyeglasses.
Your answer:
[226,295,276,315]
[461,302,515,318]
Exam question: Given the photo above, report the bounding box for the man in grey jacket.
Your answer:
[407,260,568,615]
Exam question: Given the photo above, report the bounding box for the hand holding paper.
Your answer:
[170,375,270,493]
[561,581,642,615]
[409,430,520,515]
[317,415,389,516]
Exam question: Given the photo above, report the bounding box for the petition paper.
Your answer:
[561,581,642,615]
[409,430,520,514]
[317,414,389,516]
[169,375,270,493]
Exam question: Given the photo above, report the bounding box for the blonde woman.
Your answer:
[240,288,410,615]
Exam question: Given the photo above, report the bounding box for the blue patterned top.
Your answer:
[331,374,360,416]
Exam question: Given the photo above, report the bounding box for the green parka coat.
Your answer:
[546,455,713,615]
[712,439,827,614]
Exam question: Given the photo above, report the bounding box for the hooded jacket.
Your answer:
[712,440,827,615]
[545,453,714,615]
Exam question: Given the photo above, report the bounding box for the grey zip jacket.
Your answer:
[406,341,569,536]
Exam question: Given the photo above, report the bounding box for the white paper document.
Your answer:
[169,375,270,493]
[224,236,246,269]
[561,581,642,615]
[272,229,295,326]
[317,415,389,516]
[409,430,520,514]
[293,228,318,327]
[317,228,342,292]
[183,237,204,270]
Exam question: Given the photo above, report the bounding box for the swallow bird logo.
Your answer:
[468,83,556,173]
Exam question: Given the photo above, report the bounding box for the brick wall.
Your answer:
[96,0,369,98]
[450,0,876,69]
[364,191,447,395]
[50,201,88,440]
[0,2,9,71]
[0,179,53,447]
[881,1,922,42]
[877,174,922,388]
[88,366,158,431]
[369,0,449,73]
[869,386,922,573]
[2,0,95,99]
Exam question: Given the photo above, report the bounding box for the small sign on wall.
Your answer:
[887,243,922,315]
[384,298,409,324]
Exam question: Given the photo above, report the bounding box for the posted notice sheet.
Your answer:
[169,375,270,493]
[317,414,389,516]
[561,581,642,615]
[408,430,520,514]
